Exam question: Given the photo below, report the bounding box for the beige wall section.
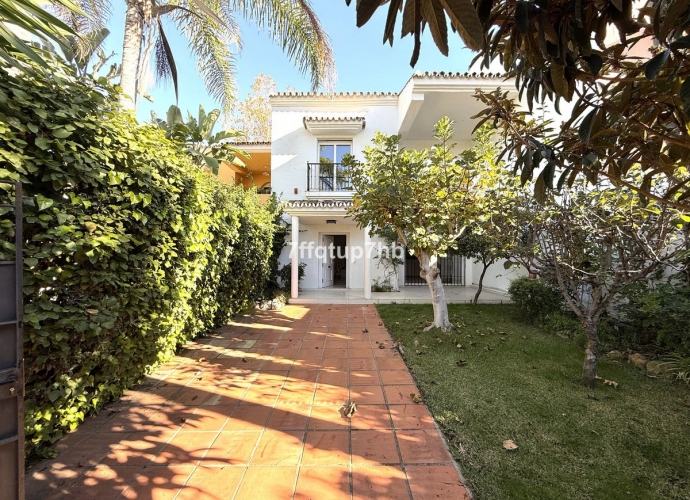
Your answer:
[217,148,272,192]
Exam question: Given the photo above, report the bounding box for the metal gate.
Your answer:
[0,181,24,500]
[404,252,465,286]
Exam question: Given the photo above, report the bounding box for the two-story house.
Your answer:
[270,71,526,301]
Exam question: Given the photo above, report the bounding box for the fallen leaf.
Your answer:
[198,357,206,362]
[603,379,619,389]
[456,344,463,348]
[345,402,357,418]
[503,439,518,451]
[362,328,369,333]
[410,393,423,404]
[456,359,468,367]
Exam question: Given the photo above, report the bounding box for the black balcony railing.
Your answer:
[307,162,353,192]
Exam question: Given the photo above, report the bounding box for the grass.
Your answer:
[376,304,690,500]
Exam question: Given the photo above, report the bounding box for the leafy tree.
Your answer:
[506,179,684,386]
[58,0,336,115]
[456,231,502,305]
[346,117,487,331]
[455,125,519,304]
[152,103,247,174]
[233,73,276,142]
[347,0,690,208]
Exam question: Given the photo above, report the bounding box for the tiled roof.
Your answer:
[271,91,398,98]
[412,71,506,79]
[303,116,365,122]
[284,200,354,209]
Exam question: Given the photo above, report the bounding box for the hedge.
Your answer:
[0,58,280,458]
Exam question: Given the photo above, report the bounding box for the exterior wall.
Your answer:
[468,258,528,293]
[278,224,389,290]
[272,75,521,294]
[271,98,399,201]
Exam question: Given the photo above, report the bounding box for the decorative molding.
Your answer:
[272,91,397,98]
[284,199,354,209]
[303,116,365,137]
[412,71,506,79]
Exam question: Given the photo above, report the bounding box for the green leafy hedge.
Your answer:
[0,59,280,458]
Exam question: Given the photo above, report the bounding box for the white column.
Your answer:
[363,226,372,299]
[291,215,300,299]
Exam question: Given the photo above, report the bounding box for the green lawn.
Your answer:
[376,304,690,500]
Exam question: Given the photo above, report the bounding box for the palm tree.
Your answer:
[58,0,336,115]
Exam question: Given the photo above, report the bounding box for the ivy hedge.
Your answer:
[0,59,280,458]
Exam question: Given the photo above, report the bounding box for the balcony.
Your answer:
[307,162,353,193]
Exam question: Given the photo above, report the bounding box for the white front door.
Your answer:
[322,235,334,287]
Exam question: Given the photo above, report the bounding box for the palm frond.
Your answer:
[173,1,239,117]
[153,18,178,102]
[231,0,336,92]
[0,0,81,69]
[50,0,110,33]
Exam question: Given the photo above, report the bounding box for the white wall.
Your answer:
[271,98,399,201]
[278,224,391,290]
[468,258,528,293]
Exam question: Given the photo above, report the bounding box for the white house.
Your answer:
[269,71,527,301]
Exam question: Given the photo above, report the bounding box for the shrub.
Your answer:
[618,284,690,357]
[279,262,306,291]
[508,276,564,322]
[0,58,280,457]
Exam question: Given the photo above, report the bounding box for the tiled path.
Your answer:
[27,304,470,500]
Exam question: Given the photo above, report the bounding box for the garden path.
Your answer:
[26,304,470,500]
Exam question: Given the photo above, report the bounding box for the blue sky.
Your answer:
[102,2,476,123]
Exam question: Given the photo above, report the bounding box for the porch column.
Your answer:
[364,225,372,299]
[291,215,300,299]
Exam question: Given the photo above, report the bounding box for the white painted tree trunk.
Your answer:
[418,251,452,331]
[119,0,146,111]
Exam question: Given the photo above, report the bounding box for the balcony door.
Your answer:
[318,141,352,191]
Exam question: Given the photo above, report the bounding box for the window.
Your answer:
[317,141,352,191]
[319,142,351,163]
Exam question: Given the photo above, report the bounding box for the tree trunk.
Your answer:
[120,0,146,111]
[582,318,599,387]
[473,261,489,305]
[418,251,452,331]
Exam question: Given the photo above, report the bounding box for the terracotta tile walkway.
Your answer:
[27,304,470,500]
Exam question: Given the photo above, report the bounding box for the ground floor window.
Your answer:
[404,251,464,286]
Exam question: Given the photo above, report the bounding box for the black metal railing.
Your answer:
[404,252,465,286]
[307,162,353,192]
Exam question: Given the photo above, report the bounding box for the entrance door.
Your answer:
[321,235,334,287]
[0,181,24,500]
